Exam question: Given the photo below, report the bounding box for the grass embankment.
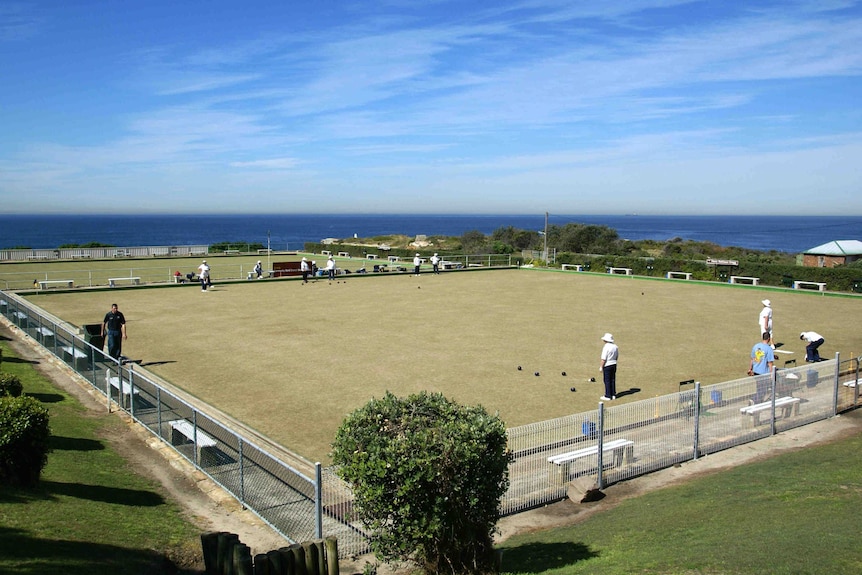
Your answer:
[499,422,862,575]
[0,341,203,575]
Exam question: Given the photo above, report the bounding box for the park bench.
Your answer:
[729,276,759,285]
[257,248,273,255]
[608,267,633,275]
[441,261,462,270]
[223,249,240,255]
[547,438,634,484]
[168,420,218,462]
[27,255,50,261]
[61,345,89,371]
[35,326,55,346]
[39,279,74,289]
[12,311,29,328]
[337,251,351,258]
[793,280,826,292]
[108,277,141,287]
[740,396,800,427]
[562,264,584,271]
[366,253,379,259]
[108,376,140,407]
[666,271,692,280]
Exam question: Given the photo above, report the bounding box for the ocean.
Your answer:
[0,214,859,254]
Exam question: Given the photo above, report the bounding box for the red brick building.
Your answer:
[801,240,862,268]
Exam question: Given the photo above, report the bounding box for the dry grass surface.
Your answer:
[25,266,862,463]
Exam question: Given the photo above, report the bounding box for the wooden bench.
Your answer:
[61,345,89,371]
[793,280,826,292]
[108,277,140,287]
[740,396,801,427]
[608,267,633,276]
[666,271,692,280]
[35,326,55,346]
[562,264,584,271]
[168,420,218,462]
[547,438,634,484]
[39,279,74,289]
[729,275,759,285]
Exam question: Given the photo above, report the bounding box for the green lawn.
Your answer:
[0,340,203,575]
[499,415,862,574]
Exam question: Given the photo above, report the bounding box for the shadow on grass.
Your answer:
[500,541,599,573]
[139,360,177,367]
[0,526,189,575]
[26,392,65,403]
[616,387,641,398]
[49,435,105,451]
[0,355,40,365]
[1,480,166,507]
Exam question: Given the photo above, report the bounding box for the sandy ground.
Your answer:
[4,318,862,574]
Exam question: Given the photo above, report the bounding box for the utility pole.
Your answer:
[543,211,548,266]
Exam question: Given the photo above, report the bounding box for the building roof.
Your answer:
[803,240,862,256]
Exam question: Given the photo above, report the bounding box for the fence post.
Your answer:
[692,381,701,460]
[769,369,778,436]
[596,402,606,490]
[315,462,323,539]
[238,439,245,507]
[832,352,841,416]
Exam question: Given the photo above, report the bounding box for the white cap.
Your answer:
[762,299,771,307]
[416,253,420,256]
[601,333,614,343]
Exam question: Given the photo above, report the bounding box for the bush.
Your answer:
[0,373,23,397]
[331,391,510,575]
[0,395,51,487]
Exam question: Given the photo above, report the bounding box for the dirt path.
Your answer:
[4,318,861,573]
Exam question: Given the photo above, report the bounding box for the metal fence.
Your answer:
[0,245,210,262]
[503,356,860,514]
[0,291,371,558]
[2,289,859,557]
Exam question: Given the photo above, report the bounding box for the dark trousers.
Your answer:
[806,338,824,362]
[302,270,309,283]
[602,364,617,398]
[107,330,122,360]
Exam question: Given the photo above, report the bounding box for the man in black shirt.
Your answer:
[101,303,127,360]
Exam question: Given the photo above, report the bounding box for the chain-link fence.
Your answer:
[503,356,859,514]
[2,289,858,557]
[0,291,371,558]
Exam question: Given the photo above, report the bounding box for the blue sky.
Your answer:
[1,1,860,215]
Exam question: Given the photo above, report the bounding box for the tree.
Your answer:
[0,395,51,487]
[331,391,510,575]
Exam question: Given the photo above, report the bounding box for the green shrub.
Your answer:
[0,373,23,397]
[0,395,51,487]
[331,391,510,575]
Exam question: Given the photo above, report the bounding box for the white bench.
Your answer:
[608,267,633,276]
[257,248,273,254]
[547,438,634,484]
[793,280,826,292]
[730,276,759,285]
[666,271,692,280]
[39,279,74,289]
[842,380,860,388]
[108,277,140,287]
[366,254,378,260]
[13,311,29,327]
[740,396,801,427]
[108,376,140,407]
[322,250,332,256]
[223,249,240,255]
[337,251,351,258]
[562,264,584,271]
[387,255,400,262]
[468,263,483,268]
[35,327,55,345]
[169,420,218,462]
[28,255,50,261]
[61,345,89,370]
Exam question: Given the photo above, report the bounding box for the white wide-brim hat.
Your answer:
[762,299,771,306]
[601,333,614,343]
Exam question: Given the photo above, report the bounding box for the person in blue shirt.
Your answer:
[748,332,774,403]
